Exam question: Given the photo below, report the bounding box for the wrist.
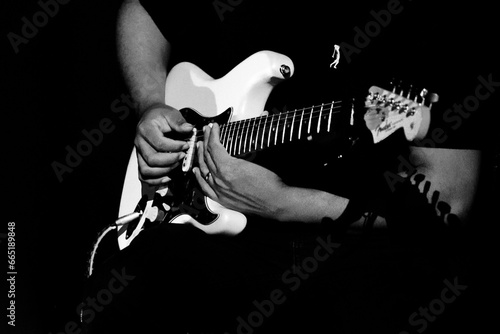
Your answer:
[273,186,349,223]
[138,101,168,116]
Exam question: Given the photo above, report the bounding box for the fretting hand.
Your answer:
[193,123,287,220]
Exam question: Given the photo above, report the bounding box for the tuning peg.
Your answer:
[390,77,404,94]
[418,88,439,108]
[413,87,422,103]
[390,77,397,93]
[429,93,439,103]
[406,84,413,99]
[429,93,439,108]
[399,82,405,96]
[419,88,428,105]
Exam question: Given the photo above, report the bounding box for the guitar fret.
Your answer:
[281,111,287,144]
[249,117,256,153]
[260,116,269,149]
[228,122,236,154]
[298,109,304,139]
[235,121,240,154]
[239,120,245,154]
[235,121,242,155]
[221,124,228,148]
[274,113,281,146]
[243,118,250,154]
[290,109,296,142]
[307,105,313,134]
[223,123,229,151]
[238,120,245,155]
[267,114,274,148]
[256,116,262,150]
[317,103,323,133]
[227,122,235,155]
[238,120,246,155]
[233,121,241,156]
[327,102,333,132]
[220,124,225,147]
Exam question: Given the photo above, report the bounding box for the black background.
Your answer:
[2,1,499,333]
[4,1,135,333]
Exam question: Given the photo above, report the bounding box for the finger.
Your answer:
[193,167,218,201]
[139,175,172,186]
[138,125,189,153]
[137,153,179,181]
[196,141,210,178]
[135,137,186,167]
[138,169,172,186]
[206,123,229,169]
[162,107,193,133]
[203,125,219,173]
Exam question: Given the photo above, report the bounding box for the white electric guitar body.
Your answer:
[117,51,296,250]
[87,50,436,273]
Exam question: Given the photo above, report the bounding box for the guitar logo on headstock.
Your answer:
[364,84,439,143]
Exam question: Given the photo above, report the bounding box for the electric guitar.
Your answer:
[88,50,436,275]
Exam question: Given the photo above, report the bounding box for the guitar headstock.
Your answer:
[364,85,438,144]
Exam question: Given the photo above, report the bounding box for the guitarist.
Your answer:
[83,0,496,333]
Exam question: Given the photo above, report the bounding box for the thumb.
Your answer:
[166,110,193,133]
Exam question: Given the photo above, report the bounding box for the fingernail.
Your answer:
[161,176,171,183]
[183,123,193,131]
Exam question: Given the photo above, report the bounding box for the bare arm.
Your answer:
[117,0,193,184]
[117,0,168,114]
[273,186,350,223]
[194,123,350,224]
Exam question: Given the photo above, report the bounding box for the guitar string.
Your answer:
[194,109,343,143]
[192,102,413,142]
[224,100,343,128]
[216,96,416,132]
[193,101,344,141]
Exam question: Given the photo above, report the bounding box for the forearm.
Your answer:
[117,0,170,115]
[274,186,350,224]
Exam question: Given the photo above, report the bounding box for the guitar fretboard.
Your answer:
[196,101,346,156]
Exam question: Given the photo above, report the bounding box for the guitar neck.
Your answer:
[217,101,347,156]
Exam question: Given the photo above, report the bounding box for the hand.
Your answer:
[135,104,193,185]
[193,123,287,220]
